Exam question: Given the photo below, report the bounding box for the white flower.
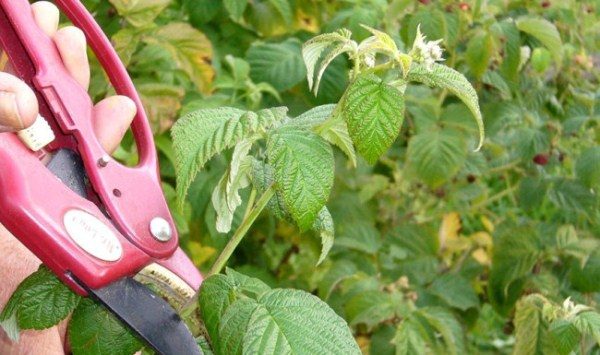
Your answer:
[363,53,376,68]
[428,40,444,61]
[410,25,444,70]
[562,297,592,320]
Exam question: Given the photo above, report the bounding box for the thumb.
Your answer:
[0,72,38,132]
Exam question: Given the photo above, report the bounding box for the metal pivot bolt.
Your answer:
[98,155,110,167]
[150,217,172,242]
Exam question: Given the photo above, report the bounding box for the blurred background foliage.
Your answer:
[82,0,599,353]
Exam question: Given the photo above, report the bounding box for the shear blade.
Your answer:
[83,277,202,355]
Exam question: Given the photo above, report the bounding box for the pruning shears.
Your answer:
[0,0,203,354]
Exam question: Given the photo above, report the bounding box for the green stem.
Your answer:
[207,184,275,277]
[469,184,519,212]
[362,61,395,76]
[243,188,257,220]
[179,185,275,318]
[314,89,349,135]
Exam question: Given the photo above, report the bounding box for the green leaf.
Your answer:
[357,25,399,59]
[69,298,143,355]
[302,29,357,95]
[221,289,361,354]
[285,105,336,129]
[109,0,171,27]
[488,224,542,315]
[345,290,397,329]
[572,311,600,344]
[429,274,479,311]
[465,32,493,79]
[394,317,426,355]
[386,224,439,285]
[268,0,293,25]
[247,39,306,92]
[199,270,272,354]
[173,107,285,206]
[184,0,222,25]
[513,296,543,355]
[0,266,80,332]
[324,6,380,41]
[516,17,563,65]
[570,249,600,293]
[416,307,466,355]
[407,129,467,188]
[226,268,272,299]
[482,71,511,99]
[407,9,447,44]
[311,56,349,104]
[549,320,581,355]
[199,274,238,351]
[408,63,484,150]
[212,140,253,233]
[497,20,521,83]
[321,118,357,167]
[313,207,335,265]
[250,159,291,221]
[223,0,247,21]
[218,297,256,354]
[197,336,216,355]
[145,23,214,93]
[112,28,141,66]
[548,179,596,214]
[343,74,405,164]
[370,325,396,355]
[201,271,358,354]
[519,177,549,211]
[138,82,185,133]
[576,146,600,190]
[267,127,334,230]
[318,260,357,300]
[285,105,357,166]
[336,221,381,254]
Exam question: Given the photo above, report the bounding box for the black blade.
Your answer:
[47,148,88,197]
[83,277,202,355]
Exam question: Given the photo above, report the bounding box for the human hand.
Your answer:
[0,2,136,353]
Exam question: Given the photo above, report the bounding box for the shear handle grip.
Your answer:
[0,0,178,257]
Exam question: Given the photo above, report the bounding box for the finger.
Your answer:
[53,27,90,90]
[0,72,38,132]
[93,96,137,153]
[31,1,60,37]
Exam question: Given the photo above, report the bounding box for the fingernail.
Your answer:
[0,90,24,130]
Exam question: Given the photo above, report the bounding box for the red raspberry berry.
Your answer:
[533,154,549,166]
[541,1,551,8]
[459,2,470,11]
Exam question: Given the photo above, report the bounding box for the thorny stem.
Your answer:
[180,184,275,317]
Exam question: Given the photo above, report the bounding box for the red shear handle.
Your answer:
[0,134,151,293]
[0,0,177,257]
